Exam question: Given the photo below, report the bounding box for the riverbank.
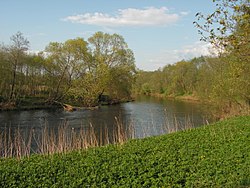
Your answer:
[148,93,203,103]
[0,97,134,111]
[142,93,250,120]
[0,103,60,111]
[0,97,61,111]
[0,116,249,187]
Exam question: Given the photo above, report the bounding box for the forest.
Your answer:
[0,32,136,108]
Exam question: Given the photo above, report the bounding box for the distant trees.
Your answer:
[162,60,198,96]
[0,32,136,107]
[134,0,249,117]
[133,57,205,97]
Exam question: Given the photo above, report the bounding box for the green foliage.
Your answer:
[0,32,29,101]
[194,0,250,51]
[0,32,136,108]
[68,62,110,106]
[134,0,250,116]
[44,38,90,102]
[0,116,249,187]
[193,0,250,111]
[87,32,137,101]
[44,32,136,106]
[134,57,204,97]
[133,70,164,95]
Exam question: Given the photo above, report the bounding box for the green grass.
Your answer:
[0,116,249,187]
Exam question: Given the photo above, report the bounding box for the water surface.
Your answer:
[0,96,212,138]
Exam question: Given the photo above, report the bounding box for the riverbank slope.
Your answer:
[0,116,249,187]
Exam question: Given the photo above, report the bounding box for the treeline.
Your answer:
[0,32,136,108]
[135,0,250,116]
[134,56,207,97]
[134,55,249,107]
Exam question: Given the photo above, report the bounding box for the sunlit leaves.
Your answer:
[193,0,250,113]
[194,0,250,52]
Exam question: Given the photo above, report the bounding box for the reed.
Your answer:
[0,115,197,159]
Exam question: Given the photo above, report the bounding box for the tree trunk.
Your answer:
[10,64,17,101]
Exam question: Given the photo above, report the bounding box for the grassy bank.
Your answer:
[0,116,249,187]
[151,93,201,102]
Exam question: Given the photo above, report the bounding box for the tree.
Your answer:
[194,0,250,114]
[68,62,110,106]
[4,32,29,101]
[88,32,136,100]
[194,0,250,52]
[21,53,47,96]
[43,33,136,106]
[88,32,128,67]
[0,47,11,100]
[45,38,89,102]
[0,32,136,108]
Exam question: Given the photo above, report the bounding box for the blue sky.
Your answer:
[0,0,216,70]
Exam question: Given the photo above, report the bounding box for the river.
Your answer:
[0,96,215,157]
[0,96,213,155]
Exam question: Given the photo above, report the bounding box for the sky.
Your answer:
[0,0,216,71]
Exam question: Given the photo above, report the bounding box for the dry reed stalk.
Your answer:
[104,126,110,146]
[0,118,124,158]
[0,114,197,159]
[128,122,135,140]
[89,123,98,147]
[115,117,125,144]
[79,128,88,149]
[25,129,33,158]
[184,115,194,131]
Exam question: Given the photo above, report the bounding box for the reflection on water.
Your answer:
[0,96,212,140]
[122,96,211,137]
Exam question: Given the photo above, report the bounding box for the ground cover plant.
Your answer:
[0,116,249,187]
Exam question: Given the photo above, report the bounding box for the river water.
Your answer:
[0,96,212,138]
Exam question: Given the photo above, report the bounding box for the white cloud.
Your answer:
[180,11,190,16]
[177,42,212,59]
[63,7,180,27]
[142,42,214,70]
[28,50,43,55]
